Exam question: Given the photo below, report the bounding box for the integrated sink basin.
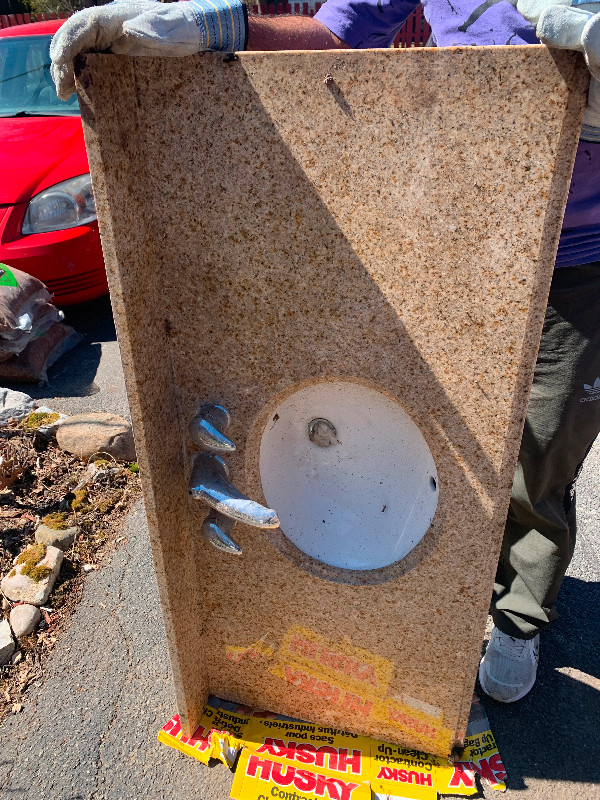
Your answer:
[259,381,439,570]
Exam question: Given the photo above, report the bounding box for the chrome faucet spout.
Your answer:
[189,453,280,529]
[190,404,236,453]
[201,512,243,554]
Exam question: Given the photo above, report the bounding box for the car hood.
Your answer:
[0,116,89,205]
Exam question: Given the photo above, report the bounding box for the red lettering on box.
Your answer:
[246,754,360,800]
[272,762,295,786]
[489,752,507,782]
[448,763,476,789]
[256,738,288,758]
[295,742,340,770]
[315,745,344,770]
[295,768,318,793]
[257,739,362,775]
[470,757,496,785]
[162,714,181,737]
[179,726,208,751]
[376,766,433,787]
[294,742,318,765]
[315,773,361,800]
[337,748,362,774]
[246,754,273,781]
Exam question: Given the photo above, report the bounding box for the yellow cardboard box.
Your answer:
[158,694,506,797]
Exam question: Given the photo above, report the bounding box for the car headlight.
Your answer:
[22,174,97,235]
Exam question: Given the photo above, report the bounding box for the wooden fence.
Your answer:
[394,4,431,48]
[0,5,431,47]
[1,11,68,27]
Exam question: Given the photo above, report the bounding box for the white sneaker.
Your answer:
[478,627,539,703]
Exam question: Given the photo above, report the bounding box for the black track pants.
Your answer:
[492,264,600,639]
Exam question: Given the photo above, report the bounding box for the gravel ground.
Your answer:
[0,503,234,800]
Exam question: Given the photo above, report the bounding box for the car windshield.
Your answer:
[0,34,79,117]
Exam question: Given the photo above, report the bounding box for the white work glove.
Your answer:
[50,0,248,101]
[517,0,600,139]
[517,0,600,75]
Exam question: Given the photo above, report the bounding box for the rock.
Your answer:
[26,405,69,438]
[1,596,10,612]
[1,544,63,606]
[56,412,136,461]
[58,492,75,511]
[0,388,34,425]
[0,619,15,665]
[35,523,78,551]
[9,604,40,637]
[87,462,121,482]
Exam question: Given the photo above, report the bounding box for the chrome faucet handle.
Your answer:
[202,511,242,555]
[189,452,280,529]
[190,404,236,453]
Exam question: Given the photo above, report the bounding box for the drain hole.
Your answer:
[430,476,437,491]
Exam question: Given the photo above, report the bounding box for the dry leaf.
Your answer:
[0,509,20,519]
[0,457,25,490]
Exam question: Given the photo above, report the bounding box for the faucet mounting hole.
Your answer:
[308,418,338,447]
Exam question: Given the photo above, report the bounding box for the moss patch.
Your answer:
[21,411,60,430]
[15,544,52,583]
[71,489,92,514]
[128,462,139,474]
[95,490,124,514]
[41,512,70,530]
[27,564,52,582]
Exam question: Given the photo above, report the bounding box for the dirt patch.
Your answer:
[0,419,141,723]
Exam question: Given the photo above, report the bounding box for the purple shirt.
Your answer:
[315,0,600,267]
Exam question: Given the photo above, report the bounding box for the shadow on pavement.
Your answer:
[8,295,115,400]
[481,576,600,790]
[61,294,116,341]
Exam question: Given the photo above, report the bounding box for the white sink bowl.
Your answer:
[259,381,438,570]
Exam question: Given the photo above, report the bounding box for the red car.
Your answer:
[0,19,108,306]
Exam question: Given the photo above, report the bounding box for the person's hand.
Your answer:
[517,0,600,78]
[50,0,247,100]
[517,0,600,139]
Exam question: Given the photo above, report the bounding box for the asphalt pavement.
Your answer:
[1,297,599,799]
[16,296,131,420]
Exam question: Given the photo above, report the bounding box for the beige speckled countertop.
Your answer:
[77,45,587,755]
